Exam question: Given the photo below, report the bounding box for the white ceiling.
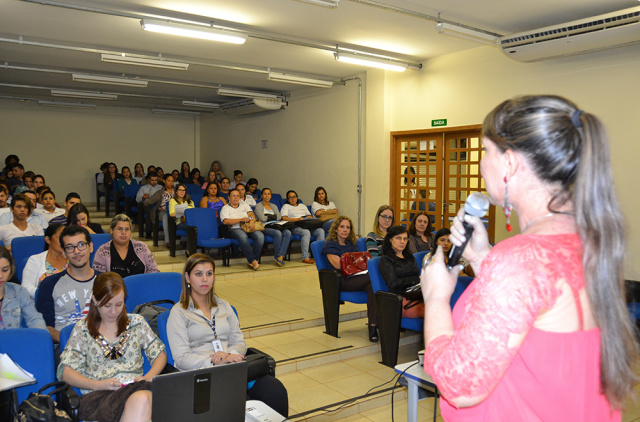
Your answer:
[0,0,636,111]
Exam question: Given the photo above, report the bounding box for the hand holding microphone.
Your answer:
[447,192,490,269]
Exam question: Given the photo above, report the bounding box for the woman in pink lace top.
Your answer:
[421,95,636,422]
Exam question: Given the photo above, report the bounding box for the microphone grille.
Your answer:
[464,192,490,218]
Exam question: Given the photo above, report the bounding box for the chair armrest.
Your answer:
[246,347,276,377]
[187,226,197,255]
[57,385,80,422]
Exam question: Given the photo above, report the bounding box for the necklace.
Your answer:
[521,212,557,233]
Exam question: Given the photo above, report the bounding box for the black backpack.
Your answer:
[133,299,174,335]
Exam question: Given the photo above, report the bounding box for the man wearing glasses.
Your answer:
[37,225,98,343]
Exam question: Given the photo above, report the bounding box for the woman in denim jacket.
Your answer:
[0,245,46,329]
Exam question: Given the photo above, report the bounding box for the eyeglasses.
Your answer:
[379,215,393,221]
[177,189,186,192]
[64,241,88,254]
[288,196,297,199]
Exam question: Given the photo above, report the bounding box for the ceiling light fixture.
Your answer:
[141,19,247,44]
[334,51,408,72]
[217,88,280,100]
[101,54,189,71]
[72,73,148,87]
[51,89,117,100]
[182,100,219,109]
[435,23,499,45]
[38,100,97,109]
[295,0,340,8]
[267,72,333,88]
[152,108,201,115]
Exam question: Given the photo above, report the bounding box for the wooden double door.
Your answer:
[389,125,495,243]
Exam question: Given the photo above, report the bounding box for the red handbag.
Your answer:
[340,252,372,277]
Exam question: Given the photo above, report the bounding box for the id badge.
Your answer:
[212,339,223,352]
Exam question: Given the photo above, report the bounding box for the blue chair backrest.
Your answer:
[413,251,429,269]
[123,184,142,199]
[11,236,46,282]
[124,272,183,312]
[356,237,367,252]
[185,184,201,196]
[451,276,473,308]
[90,233,112,265]
[190,191,204,205]
[184,208,219,241]
[367,257,387,293]
[270,193,283,209]
[0,328,56,403]
[310,240,331,271]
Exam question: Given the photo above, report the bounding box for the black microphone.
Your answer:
[447,192,490,269]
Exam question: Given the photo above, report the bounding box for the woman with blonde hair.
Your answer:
[422,95,636,421]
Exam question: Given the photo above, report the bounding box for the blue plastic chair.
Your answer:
[184,208,232,265]
[310,240,368,338]
[90,233,112,266]
[413,251,429,269]
[270,193,284,209]
[123,272,182,312]
[0,328,57,403]
[356,237,367,252]
[11,235,46,283]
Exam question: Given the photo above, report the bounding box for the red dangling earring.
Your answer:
[503,176,513,232]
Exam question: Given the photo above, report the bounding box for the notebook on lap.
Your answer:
[152,361,248,422]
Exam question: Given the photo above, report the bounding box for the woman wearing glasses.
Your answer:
[58,272,167,422]
[92,214,159,278]
[366,205,394,256]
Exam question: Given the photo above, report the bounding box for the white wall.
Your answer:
[376,44,640,279]
[200,81,365,232]
[0,101,199,203]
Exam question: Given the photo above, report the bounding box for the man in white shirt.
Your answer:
[136,172,163,238]
[0,193,44,250]
[0,185,10,217]
[280,190,324,264]
[0,190,48,228]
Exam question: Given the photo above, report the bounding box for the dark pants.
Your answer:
[248,375,289,418]
[341,273,377,326]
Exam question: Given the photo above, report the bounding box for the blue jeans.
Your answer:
[230,228,264,263]
[292,227,325,259]
[322,219,335,235]
[263,228,292,258]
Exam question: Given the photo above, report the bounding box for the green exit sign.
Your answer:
[432,119,447,127]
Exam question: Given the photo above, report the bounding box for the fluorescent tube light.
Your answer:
[152,109,201,115]
[268,72,333,88]
[334,51,408,72]
[217,88,280,100]
[436,23,499,45]
[141,19,247,44]
[182,100,219,109]
[296,0,340,7]
[101,54,189,71]
[72,73,148,87]
[38,100,96,109]
[51,89,117,100]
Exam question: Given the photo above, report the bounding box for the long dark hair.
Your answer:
[87,272,129,338]
[409,211,433,239]
[431,228,451,256]
[483,95,636,407]
[174,183,192,204]
[382,225,411,259]
[314,186,329,206]
[0,245,15,280]
[67,203,92,227]
[44,223,65,251]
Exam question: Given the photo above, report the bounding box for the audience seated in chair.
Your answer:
[157,174,176,248]
[236,183,256,207]
[166,254,288,417]
[58,272,166,422]
[67,203,105,234]
[135,172,162,239]
[221,189,262,271]
[0,189,48,229]
[0,184,10,217]
[92,214,159,278]
[366,205,394,257]
[281,190,324,264]
[0,193,44,251]
[311,186,338,235]
[36,225,97,343]
[321,216,377,342]
[407,211,434,254]
[22,223,68,299]
[229,170,243,190]
[254,187,291,268]
[0,245,47,329]
[49,192,82,225]
[132,162,145,184]
[177,161,191,185]
[38,189,64,222]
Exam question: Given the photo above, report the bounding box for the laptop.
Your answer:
[152,361,248,422]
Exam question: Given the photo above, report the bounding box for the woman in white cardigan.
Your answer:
[21,223,68,299]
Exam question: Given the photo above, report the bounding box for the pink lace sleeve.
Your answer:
[424,235,583,402]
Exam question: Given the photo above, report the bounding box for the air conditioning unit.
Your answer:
[500,6,640,62]
[219,98,287,115]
